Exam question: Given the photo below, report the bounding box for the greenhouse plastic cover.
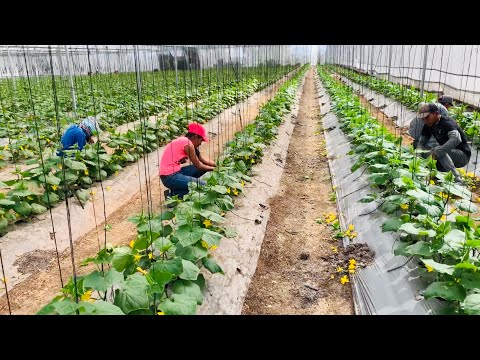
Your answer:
[317,79,443,315]
[337,74,480,178]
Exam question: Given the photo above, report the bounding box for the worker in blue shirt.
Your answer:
[58,117,100,156]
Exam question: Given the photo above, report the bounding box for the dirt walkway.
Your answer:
[0,73,291,315]
[242,69,354,315]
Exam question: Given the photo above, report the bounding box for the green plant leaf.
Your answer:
[200,209,225,223]
[113,275,150,314]
[31,203,47,214]
[455,199,478,213]
[382,201,399,214]
[83,269,124,292]
[13,201,32,216]
[52,300,82,315]
[64,158,87,171]
[176,224,204,247]
[202,256,224,274]
[38,174,61,186]
[152,257,183,276]
[179,259,200,281]
[423,281,466,302]
[398,222,435,237]
[80,300,125,315]
[461,294,480,315]
[223,227,238,238]
[175,243,208,262]
[404,241,434,256]
[111,247,133,272]
[382,218,403,232]
[202,228,223,247]
[159,293,197,315]
[439,229,465,254]
[172,279,203,305]
[421,259,454,275]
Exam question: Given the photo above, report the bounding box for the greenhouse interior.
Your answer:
[0,44,479,315]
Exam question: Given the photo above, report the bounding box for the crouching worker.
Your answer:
[58,117,100,156]
[416,103,471,184]
[160,123,215,199]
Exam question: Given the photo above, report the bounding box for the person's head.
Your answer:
[79,117,100,143]
[438,95,454,109]
[185,123,208,147]
[417,103,441,127]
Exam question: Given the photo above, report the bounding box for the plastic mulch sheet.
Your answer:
[316,78,443,315]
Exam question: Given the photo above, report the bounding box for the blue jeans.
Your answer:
[161,165,207,198]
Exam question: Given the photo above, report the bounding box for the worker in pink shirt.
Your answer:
[160,122,215,199]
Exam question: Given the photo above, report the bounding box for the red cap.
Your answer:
[188,122,208,142]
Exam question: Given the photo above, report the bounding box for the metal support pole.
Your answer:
[64,45,77,116]
[174,45,179,91]
[420,45,429,98]
[387,45,393,82]
[6,46,16,92]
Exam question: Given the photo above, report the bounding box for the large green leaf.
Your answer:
[31,203,47,214]
[406,189,436,204]
[455,199,478,213]
[423,281,466,302]
[152,257,183,276]
[172,280,203,305]
[439,229,465,254]
[159,293,197,315]
[202,228,223,247]
[368,172,389,185]
[176,224,204,247]
[64,158,87,171]
[147,269,173,294]
[0,217,8,230]
[398,222,435,237]
[382,201,399,214]
[404,241,434,256]
[415,203,443,217]
[461,294,480,315]
[179,259,200,280]
[382,218,403,232]
[112,247,133,272]
[38,174,61,186]
[113,274,149,314]
[456,271,480,289]
[58,171,78,184]
[153,237,173,253]
[137,219,163,233]
[202,256,224,274]
[13,201,33,216]
[52,300,82,315]
[83,269,124,292]
[80,300,125,315]
[445,183,471,200]
[421,259,454,275]
[41,191,59,206]
[0,199,16,206]
[175,243,208,262]
[199,209,225,223]
[8,189,34,197]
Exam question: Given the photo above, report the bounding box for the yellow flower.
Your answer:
[429,180,435,185]
[81,290,92,302]
[336,266,343,273]
[340,275,349,285]
[459,168,466,175]
[332,186,337,190]
[106,186,111,191]
[134,254,142,262]
[241,180,245,187]
[330,274,335,280]
[90,190,97,195]
[210,245,218,251]
[58,164,62,169]
[349,259,356,266]
[19,146,24,151]
[220,212,225,216]
[440,215,447,221]
[201,240,209,249]
[244,155,249,160]
[203,219,212,228]
[348,263,356,270]
[27,196,33,201]
[331,246,338,253]
[350,232,357,239]
[0,277,7,283]
[157,311,165,315]
[348,224,354,231]
[425,264,433,273]
[136,266,147,275]
[467,172,475,178]
[51,185,58,191]
[115,171,119,175]
[148,253,153,259]
[400,204,409,210]
[348,269,355,274]
[3,145,8,150]
[129,239,135,248]
[251,159,255,164]
[226,187,231,194]
[233,189,239,196]
[84,169,89,176]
